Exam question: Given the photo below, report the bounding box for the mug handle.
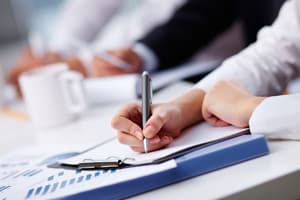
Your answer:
[59,71,87,114]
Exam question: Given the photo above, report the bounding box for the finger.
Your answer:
[130,136,173,153]
[112,117,143,140]
[66,57,87,77]
[111,104,143,140]
[6,66,26,86]
[93,56,126,71]
[92,56,115,69]
[108,50,140,71]
[143,113,169,139]
[205,113,230,127]
[6,68,18,85]
[92,58,128,77]
[94,68,126,77]
[118,132,160,146]
[202,101,231,127]
[118,131,142,146]
[214,119,231,127]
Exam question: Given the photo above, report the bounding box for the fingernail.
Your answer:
[150,137,160,144]
[144,126,156,137]
[135,131,143,140]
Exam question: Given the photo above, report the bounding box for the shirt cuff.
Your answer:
[249,95,300,140]
[133,43,158,72]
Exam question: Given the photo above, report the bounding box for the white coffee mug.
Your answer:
[19,63,87,129]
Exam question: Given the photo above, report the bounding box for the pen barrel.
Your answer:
[142,72,152,128]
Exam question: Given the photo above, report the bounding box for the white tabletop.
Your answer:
[1,82,300,200]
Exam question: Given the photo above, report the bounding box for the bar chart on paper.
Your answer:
[24,169,117,199]
[0,146,177,199]
[0,161,44,184]
[0,165,45,199]
[0,152,85,199]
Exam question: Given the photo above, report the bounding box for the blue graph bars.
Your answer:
[25,169,117,199]
[42,185,50,196]
[13,168,43,179]
[69,178,76,185]
[50,182,59,193]
[0,185,10,192]
[25,188,34,199]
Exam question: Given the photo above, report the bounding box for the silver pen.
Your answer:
[142,71,152,153]
[96,51,134,72]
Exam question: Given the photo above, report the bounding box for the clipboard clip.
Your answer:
[78,157,135,169]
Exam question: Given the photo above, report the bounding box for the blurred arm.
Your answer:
[138,0,236,70]
[196,1,300,139]
[49,0,122,56]
[196,0,300,96]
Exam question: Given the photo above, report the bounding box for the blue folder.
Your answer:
[61,134,269,200]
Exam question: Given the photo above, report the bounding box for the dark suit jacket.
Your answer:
[138,0,286,70]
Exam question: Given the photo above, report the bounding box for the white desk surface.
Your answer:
[1,82,300,200]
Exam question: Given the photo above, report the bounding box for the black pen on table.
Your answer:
[142,71,152,153]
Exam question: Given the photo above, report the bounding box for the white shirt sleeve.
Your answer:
[49,0,122,56]
[194,0,300,139]
[249,94,300,140]
[195,0,300,96]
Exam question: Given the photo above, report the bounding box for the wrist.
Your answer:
[243,96,265,125]
[172,89,205,128]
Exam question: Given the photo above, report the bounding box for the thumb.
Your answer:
[143,111,169,139]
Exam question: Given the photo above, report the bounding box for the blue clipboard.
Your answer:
[60,134,269,200]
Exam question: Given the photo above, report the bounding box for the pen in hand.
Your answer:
[96,51,134,72]
[61,37,135,72]
[142,71,152,153]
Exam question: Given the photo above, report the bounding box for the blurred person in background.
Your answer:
[7,0,285,95]
[91,0,286,76]
[111,0,300,152]
[7,0,186,95]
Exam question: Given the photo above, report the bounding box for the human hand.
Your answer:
[91,48,142,77]
[7,48,87,97]
[111,89,204,152]
[6,48,62,96]
[202,80,265,128]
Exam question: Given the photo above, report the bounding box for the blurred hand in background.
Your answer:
[6,48,87,97]
[91,48,142,77]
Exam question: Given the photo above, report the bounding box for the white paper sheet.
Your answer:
[83,61,220,106]
[84,74,138,105]
[61,123,248,166]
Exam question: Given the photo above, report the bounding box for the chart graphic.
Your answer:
[25,169,117,199]
[0,151,81,199]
